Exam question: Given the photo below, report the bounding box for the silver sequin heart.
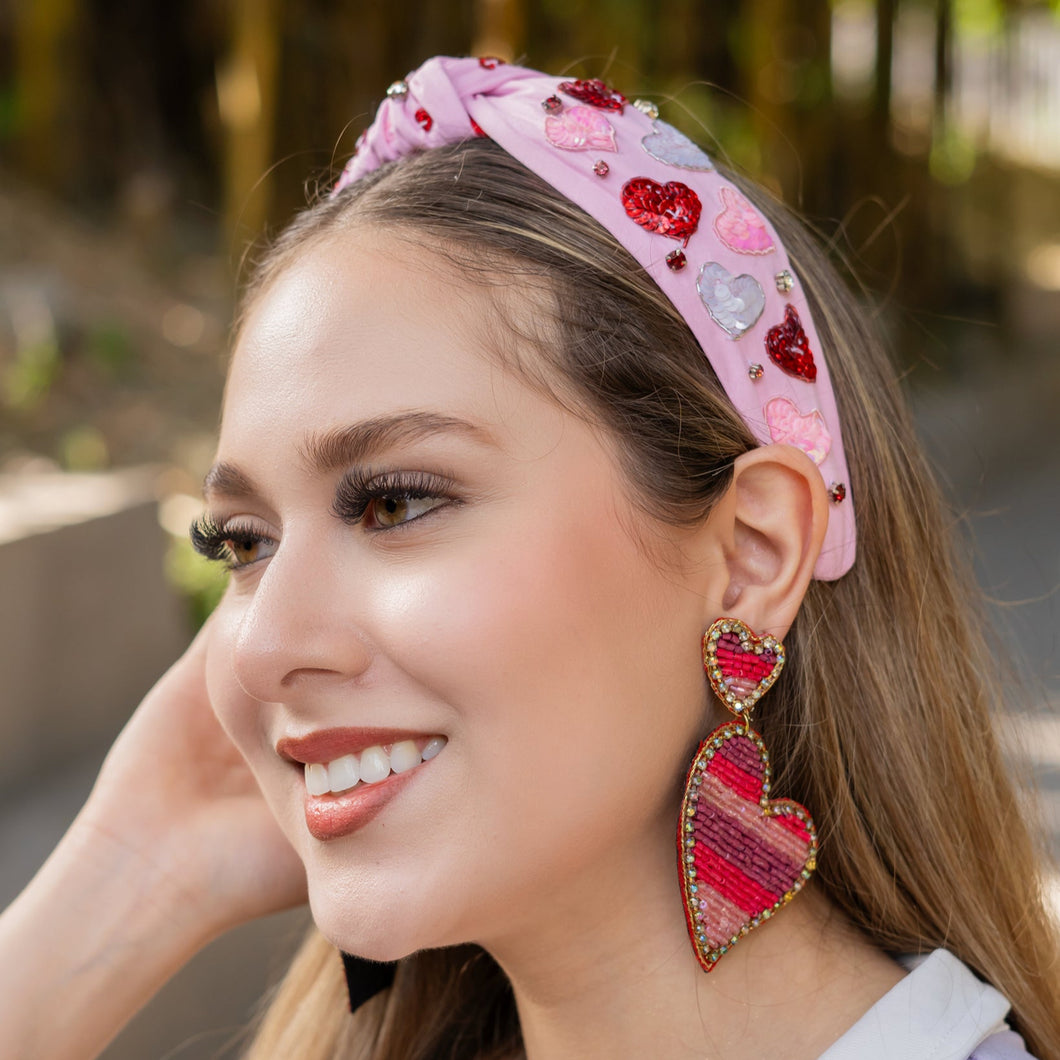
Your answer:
[697,262,765,338]
[641,121,715,171]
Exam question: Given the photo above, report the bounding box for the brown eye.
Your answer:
[226,535,265,566]
[190,516,275,570]
[366,495,445,529]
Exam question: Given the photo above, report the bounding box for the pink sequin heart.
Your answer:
[544,105,617,152]
[713,187,775,255]
[765,397,832,465]
[679,722,816,972]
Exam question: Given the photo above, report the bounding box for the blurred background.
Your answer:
[1,1,1057,1056]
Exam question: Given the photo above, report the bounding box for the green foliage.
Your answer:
[930,124,977,185]
[58,425,109,470]
[165,534,228,630]
[955,0,1003,36]
[85,319,134,378]
[3,338,61,410]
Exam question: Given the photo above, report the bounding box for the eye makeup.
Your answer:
[190,468,460,570]
[189,515,273,571]
[332,468,459,530]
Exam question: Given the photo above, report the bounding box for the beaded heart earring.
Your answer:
[678,618,817,971]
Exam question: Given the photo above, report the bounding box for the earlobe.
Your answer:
[716,444,829,636]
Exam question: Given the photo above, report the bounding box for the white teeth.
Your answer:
[327,754,360,793]
[302,736,447,795]
[421,736,446,761]
[358,745,391,784]
[305,762,330,797]
[389,740,421,773]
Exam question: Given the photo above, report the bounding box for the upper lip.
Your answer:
[276,727,439,765]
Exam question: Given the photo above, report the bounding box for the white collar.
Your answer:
[818,950,1010,1060]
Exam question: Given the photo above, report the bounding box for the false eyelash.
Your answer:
[187,471,456,570]
[189,515,228,561]
[332,468,457,526]
[189,515,269,568]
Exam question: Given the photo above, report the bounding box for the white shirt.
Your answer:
[819,950,1012,1060]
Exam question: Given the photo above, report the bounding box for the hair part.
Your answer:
[240,139,1060,1060]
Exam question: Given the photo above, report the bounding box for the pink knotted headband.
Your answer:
[333,57,855,579]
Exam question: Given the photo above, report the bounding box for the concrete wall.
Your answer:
[0,468,190,787]
[0,468,313,1059]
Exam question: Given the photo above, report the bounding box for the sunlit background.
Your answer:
[1,2,1058,1056]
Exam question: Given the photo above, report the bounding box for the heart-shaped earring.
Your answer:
[678,618,817,972]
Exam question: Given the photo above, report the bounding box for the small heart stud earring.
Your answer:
[678,618,817,971]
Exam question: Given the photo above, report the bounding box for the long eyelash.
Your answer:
[188,472,453,566]
[189,515,267,567]
[332,469,454,525]
[189,515,229,561]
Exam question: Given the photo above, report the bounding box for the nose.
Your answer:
[228,532,373,703]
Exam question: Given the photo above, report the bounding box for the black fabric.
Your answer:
[340,951,397,1013]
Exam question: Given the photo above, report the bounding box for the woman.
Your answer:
[1,57,1057,1060]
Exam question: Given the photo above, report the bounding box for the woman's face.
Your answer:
[204,227,719,960]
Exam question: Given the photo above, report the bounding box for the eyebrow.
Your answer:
[202,411,490,500]
[302,411,491,474]
[202,461,257,500]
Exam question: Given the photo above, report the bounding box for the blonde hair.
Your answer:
[240,140,1060,1060]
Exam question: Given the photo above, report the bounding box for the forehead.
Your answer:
[222,228,554,441]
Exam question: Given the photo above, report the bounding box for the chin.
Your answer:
[306,873,457,962]
[312,917,442,964]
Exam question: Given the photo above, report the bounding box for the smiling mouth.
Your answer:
[303,736,447,796]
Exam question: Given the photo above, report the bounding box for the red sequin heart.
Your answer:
[558,78,628,113]
[621,177,701,246]
[414,108,433,132]
[766,305,817,382]
[679,722,816,972]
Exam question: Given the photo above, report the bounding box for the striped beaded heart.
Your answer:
[678,617,816,972]
[702,618,783,715]
[678,721,816,971]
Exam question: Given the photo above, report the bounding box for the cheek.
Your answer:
[204,601,259,754]
[203,598,315,851]
[379,501,707,834]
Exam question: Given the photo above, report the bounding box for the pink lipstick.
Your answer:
[276,727,445,841]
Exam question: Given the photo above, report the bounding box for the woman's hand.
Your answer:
[79,615,307,936]
[0,618,306,1060]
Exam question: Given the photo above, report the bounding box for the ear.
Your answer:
[704,444,829,640]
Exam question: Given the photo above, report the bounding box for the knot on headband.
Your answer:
[333,56,855,579]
